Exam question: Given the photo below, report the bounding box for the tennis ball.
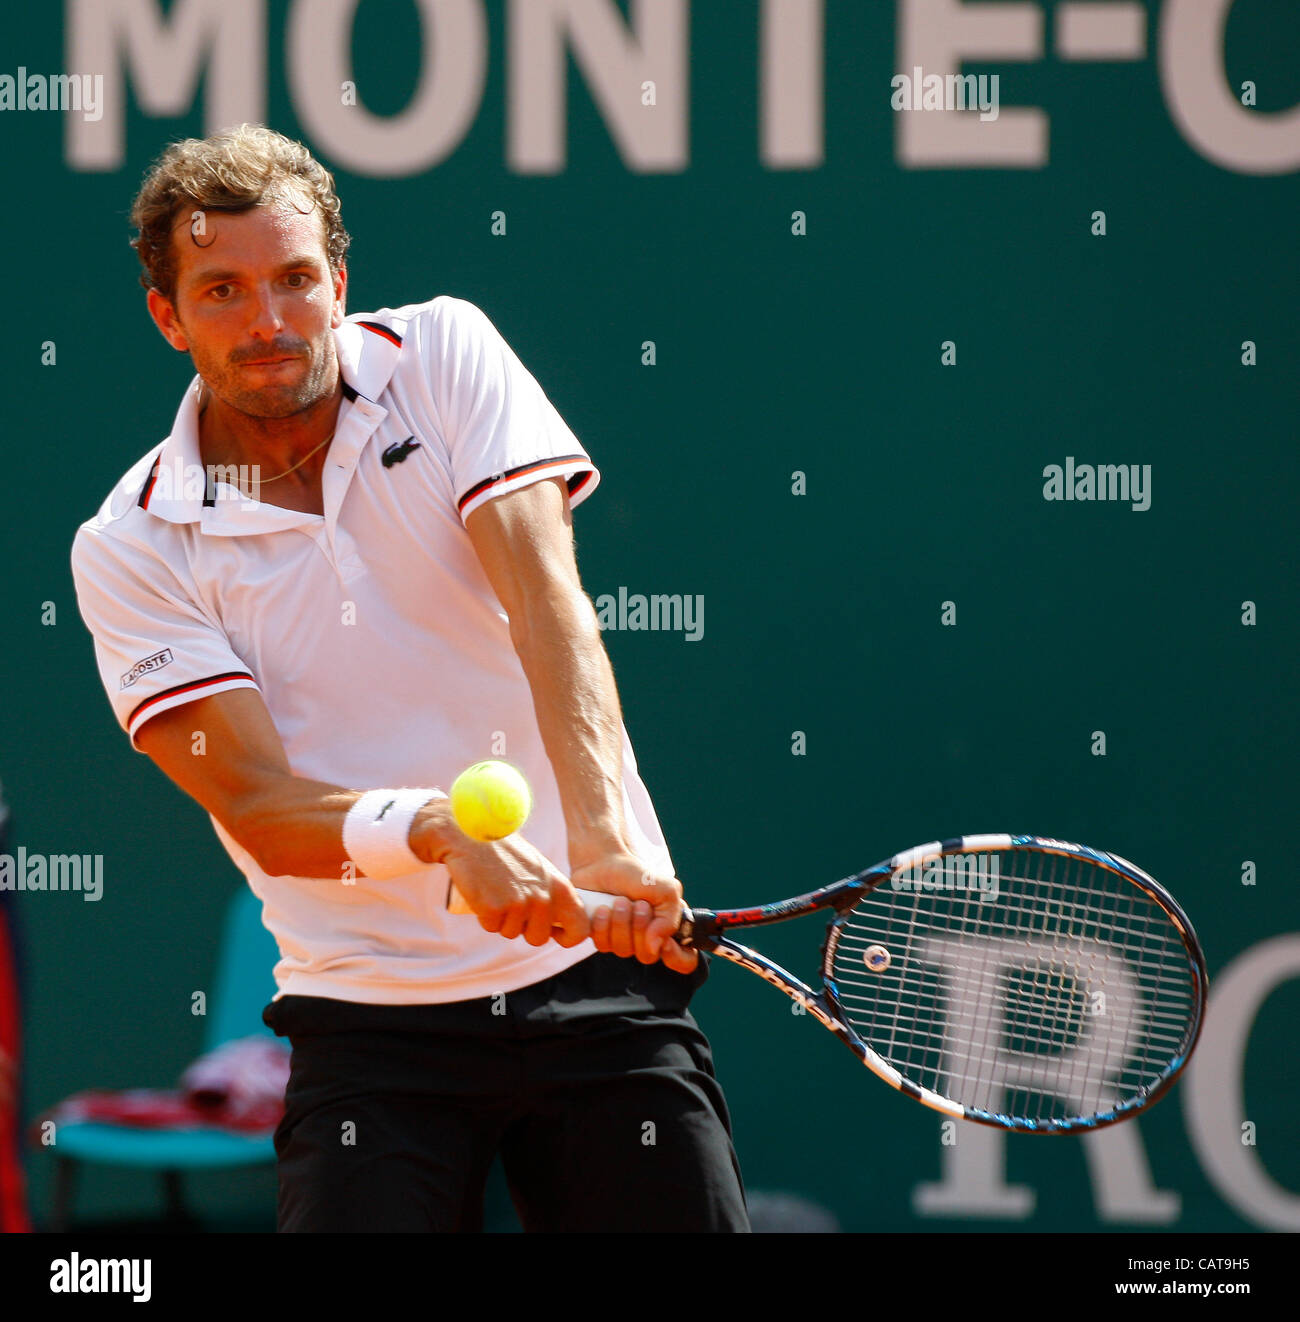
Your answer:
[450,760,532,842]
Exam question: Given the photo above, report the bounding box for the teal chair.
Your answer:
[46,887,281,1229]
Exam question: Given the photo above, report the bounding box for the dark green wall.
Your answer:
[1,0,1296,1229]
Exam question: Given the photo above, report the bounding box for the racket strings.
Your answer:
[827,849,1198,1124]
[832,974,1193,1043]
[834,983,1193,1045]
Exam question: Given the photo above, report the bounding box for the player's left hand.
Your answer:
[568,852,698,973]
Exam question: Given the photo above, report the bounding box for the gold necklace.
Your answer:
[222,430,336,498]
[255,430,336,484]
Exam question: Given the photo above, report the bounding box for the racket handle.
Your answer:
[447,883,695,938]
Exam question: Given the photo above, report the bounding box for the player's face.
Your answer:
[153,195,346,419]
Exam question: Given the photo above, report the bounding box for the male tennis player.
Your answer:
[71,125,749,1232]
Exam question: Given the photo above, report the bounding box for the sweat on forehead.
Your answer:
[169,188,324,245]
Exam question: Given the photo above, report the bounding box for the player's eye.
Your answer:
[209,284,233,300]
[285,272,309,288]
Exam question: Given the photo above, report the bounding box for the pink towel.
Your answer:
[180,1036,291,1124]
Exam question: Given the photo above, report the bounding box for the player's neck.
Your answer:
[198,381,343,511]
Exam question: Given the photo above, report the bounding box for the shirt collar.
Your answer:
[334,311,406,402]
[140,314,405,531]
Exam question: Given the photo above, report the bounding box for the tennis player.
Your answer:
[70,125,749,1233]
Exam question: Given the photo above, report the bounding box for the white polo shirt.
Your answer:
[71,295,676,1005]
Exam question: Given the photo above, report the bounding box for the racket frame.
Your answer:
[681,833,1208,1133]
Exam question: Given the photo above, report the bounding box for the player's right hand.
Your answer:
[439,833,592,948]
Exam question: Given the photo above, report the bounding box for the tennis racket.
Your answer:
[450,832,1208,1132]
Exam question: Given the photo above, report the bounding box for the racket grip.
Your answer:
[447,883,695,939]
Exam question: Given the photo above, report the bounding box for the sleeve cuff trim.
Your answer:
[127,672,258,739]
[457,454,593,517]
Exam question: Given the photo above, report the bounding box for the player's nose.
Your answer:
[246,284,287,337]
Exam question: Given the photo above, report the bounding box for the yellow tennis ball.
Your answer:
[450,761,532,842]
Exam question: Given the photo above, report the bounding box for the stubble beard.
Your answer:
[196,332,337,421]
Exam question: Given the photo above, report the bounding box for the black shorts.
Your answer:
[262,951,750,1232]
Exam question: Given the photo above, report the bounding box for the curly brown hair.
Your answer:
[130,124,350,302]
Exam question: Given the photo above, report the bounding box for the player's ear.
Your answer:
[330,263,347,326]
[147,287,189,352]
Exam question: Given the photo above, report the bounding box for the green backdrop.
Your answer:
[1,0,1296,1230]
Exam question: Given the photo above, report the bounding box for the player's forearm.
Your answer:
[231,779,460,878]
[507,585,633,867]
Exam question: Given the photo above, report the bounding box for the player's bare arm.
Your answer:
[133,687,592,947]
[465,475,698,973]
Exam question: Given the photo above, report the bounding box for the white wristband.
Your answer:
[343,788,446,879]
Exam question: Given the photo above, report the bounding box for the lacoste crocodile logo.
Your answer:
[382,437,421,468]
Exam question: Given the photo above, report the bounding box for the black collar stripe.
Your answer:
[137,456,162,509]
[357,321,403,348]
